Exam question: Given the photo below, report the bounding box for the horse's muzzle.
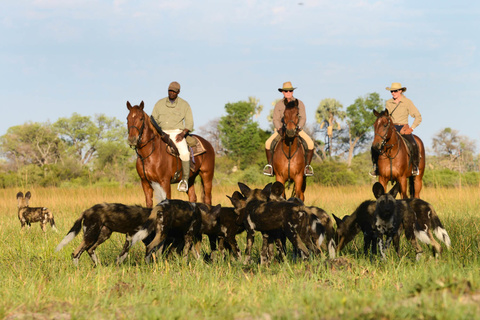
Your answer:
[128,136,139,146]
[285,129,296,138]
[372,142,382,151]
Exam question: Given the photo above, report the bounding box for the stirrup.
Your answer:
[412,167,419,176]
[304,165,314,177]
[177,180,188,192]
[263,164,273,176]
[369,165,378,177]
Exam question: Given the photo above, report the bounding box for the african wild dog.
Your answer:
[333,200,377,256]
[55,203,153,266]
[17,191,57,232]
[372,182,451,260]
[288,197,336,258]
[234,182,315,265]
[131,198,204,263]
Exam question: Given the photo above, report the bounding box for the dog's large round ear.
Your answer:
[372,182,385,199]
[262,182,273,196]
[332,213,342,226]
[25,191,32,200]
[16,192,24,200]
[388,182,401,199]
[271,181,285,197]
[237,182,251,198]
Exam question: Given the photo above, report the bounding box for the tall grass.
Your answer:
[0,184,479,319]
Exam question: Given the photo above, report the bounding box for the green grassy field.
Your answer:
[0,184,479,319]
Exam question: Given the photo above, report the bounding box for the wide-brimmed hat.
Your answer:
[278,81,297,92]
[168,81,181,93]
[386,82,406,92]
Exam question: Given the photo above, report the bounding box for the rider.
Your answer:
[370,82,422,176]
[263,81,315,177]
[151,81,194,192]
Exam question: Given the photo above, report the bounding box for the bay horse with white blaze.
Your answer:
[272,100,307,201]
[126,101,215,207]
[372,109,425,199]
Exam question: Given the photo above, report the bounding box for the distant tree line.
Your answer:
[1,94,478,188]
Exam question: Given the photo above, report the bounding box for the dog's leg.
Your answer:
[243,231,255,265]
[87,226,113,266]
[72,241,88,266]
[259,233,269,265]
[117,236,133,265]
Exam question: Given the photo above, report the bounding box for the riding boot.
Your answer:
[178,160,190,192]
[411,144,420,176]
[304,149,314,176]
[369,147,379,177]
[263,149,274,176]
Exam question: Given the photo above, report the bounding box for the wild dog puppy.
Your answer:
[132,199,203,263]
[16,191,57,232]
[235,182,311,265]
[55,203,153,266]
[372,182,451,260]
[333,200,377,256]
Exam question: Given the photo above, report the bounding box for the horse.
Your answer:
[126,101,215,207]
[372,109,425,199]
[272,100,307,201]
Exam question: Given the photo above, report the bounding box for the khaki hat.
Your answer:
[386,82,406,92]
[278,81,297,92]
[168,81,181,93]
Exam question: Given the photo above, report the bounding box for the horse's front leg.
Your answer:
[398,177,409,199]
[141,180,154,208]
[294,176,305,202]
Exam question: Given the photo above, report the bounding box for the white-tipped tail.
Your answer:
[151,182,167,204]
[434,227,451,249]
[328,239,336,258]
[131,229,149,246]
[55,232,76,252]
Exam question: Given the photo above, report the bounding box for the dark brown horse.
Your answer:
[372,109,425,199]
[272,101,307,201]
[126,101,215,207]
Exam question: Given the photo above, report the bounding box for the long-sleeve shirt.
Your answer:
[151,96,194,131]
[385,96,422,129]
[272,98,307,131]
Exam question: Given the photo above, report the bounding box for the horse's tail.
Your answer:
[409,176,415,198]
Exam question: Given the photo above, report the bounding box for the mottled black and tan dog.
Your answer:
[132,199,204,263]
[55,203,153,266]
[17,191,57,232]
[373,182,451,260]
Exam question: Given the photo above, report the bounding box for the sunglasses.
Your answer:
[390,89,400,93]
[283,90,293,93]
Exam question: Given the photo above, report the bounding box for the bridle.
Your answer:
[374,115,398,156]
[128,111,156,182]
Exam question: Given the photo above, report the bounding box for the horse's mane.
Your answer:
[284,99,299,110]
[143,110,158,136]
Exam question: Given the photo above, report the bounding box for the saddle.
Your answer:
[166,135,207,169]
[269,132,308,154]
[399,134,418,166]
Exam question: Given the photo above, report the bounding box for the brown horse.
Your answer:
[372,109,425,199]
[272,100,306,201]
[126,101,215,207]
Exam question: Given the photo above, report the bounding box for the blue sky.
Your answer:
[1,0,479,152]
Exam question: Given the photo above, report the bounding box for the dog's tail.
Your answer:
[131,204,161,246]
[55,213,84,252]
[151,181,167,204]
[431,209,451,249]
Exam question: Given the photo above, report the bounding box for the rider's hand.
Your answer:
[404,127,413,135]
[175,132,185,143]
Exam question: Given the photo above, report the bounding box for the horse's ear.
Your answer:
[373,109,380,117]
[139,101,145,110]
[372,182,385,199]
[127,101,132,110]
[384,108,389,116]
[388,182,401,198]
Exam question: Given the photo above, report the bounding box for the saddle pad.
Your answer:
[167,135,207,157]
